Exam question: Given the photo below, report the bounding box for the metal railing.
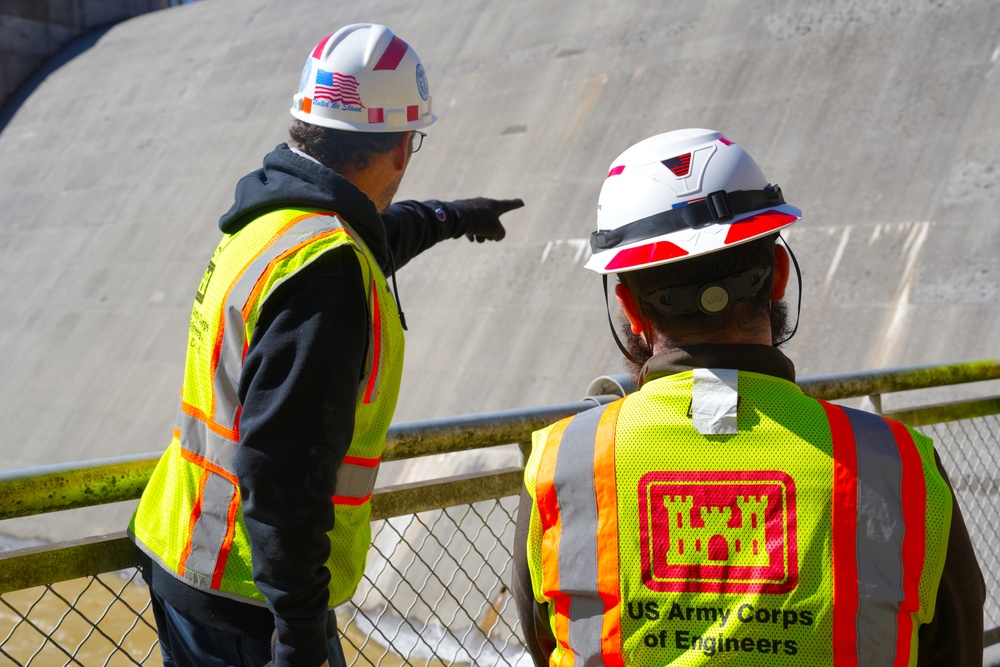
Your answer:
[1,360,998,665]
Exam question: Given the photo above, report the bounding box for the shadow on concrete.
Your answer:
[0,22,118,135]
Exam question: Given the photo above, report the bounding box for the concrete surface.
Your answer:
[0,0,998,544]
[0,0,164,110]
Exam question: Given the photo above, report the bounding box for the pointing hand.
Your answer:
[456,197,525,243]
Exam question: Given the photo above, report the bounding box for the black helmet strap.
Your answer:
[591,186,786,254]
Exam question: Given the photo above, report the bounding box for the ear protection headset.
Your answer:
[600,245,800,367]
[639,265,772,316]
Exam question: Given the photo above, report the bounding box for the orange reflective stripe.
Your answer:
[179,446,238,485]
[822,401,859,667]
[212,490,242,590]
[536,418,571,658]
[343,454,379,467]
[234,402,243,435]
[181,399,238,442]
[331,494,370,506]
[889,419,926,667]
[594,400,624,666]
[551,595,573,667]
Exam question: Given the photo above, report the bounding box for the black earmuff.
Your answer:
[640,265,772,316]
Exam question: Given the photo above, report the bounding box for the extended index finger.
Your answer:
[490,198,525,216]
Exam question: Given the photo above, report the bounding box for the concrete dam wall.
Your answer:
[0,0,998,545]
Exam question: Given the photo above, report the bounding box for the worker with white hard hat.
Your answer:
[512,129,983,666]
[130,23,523,667]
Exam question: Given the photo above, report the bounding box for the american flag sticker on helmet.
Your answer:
[314,70,363,107]
[663,153,692,177]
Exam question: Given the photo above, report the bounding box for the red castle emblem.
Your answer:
[638,470,798,593]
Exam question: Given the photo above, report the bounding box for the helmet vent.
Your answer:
[663,153,692,177]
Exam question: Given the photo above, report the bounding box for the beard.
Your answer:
[373,172,404,213]
[617,313,652,388]
[770,299,792,347]
[616,299,793,387]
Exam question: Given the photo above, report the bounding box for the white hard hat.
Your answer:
[291,24,436,132]
[586,129,801,274]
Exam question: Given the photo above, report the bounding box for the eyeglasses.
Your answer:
[410,131,426,154]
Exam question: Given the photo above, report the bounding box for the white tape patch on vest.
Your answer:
[692,368,739,435]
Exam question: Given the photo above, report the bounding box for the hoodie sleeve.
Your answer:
[380,199,474,270]
[233,245,368,667]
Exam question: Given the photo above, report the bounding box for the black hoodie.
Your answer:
[140,143,483,666]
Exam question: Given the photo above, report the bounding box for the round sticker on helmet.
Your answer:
[299,59,312,93]
[416,64,429,101]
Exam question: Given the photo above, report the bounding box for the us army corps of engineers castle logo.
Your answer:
[638,471,798,593]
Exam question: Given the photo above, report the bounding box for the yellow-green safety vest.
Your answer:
[130,207,404,608]
[524,369,952,666]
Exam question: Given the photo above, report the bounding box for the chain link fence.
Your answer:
[919,414,1000,631]
[0,569,157,666]
[342,497,525,666]
[0,497,529,666]
[1,413,997,665]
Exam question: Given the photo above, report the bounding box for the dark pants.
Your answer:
[148,586,348,667]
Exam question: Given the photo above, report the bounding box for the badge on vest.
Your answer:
[638,470,798,593]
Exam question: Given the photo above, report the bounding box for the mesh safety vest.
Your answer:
[130,208,404,608]
[524,370,952,666]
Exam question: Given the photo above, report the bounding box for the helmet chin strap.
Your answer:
[774,234,802,347]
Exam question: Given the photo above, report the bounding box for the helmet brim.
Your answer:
[584,204,801,274]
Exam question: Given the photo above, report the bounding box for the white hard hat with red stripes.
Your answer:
[291,24,436,132]
[586,129,801,274]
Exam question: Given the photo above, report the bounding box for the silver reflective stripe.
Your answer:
[213,214,347,426]
[177,408,238,472]
[843,409,904,666]
[213,299,246,426]
[183,473,237,583]
[336,460,380,500]
[553,404,610,666]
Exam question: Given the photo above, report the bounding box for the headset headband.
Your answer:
[639,265,773,316]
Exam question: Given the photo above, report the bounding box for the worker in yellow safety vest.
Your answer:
[128,23,523,667]
[512,128,984,666]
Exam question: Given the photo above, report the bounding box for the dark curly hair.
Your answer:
[288,120,404,173]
